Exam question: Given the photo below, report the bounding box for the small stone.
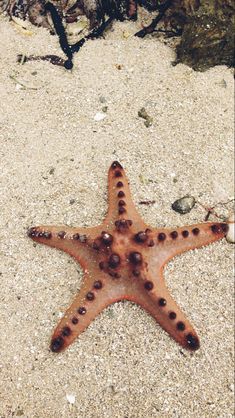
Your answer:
[94,112,106,121]
[102,106,108,113]
[226,213,235,243]
[66,394,76,404]
[69,198,76,205]
[172,195,196,214]
[138,107,153,127]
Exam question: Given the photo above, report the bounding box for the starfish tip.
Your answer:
[111,161,123,170]
[50,336,65,353]
[186,333,200,351]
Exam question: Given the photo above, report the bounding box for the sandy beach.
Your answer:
[0,15,234,418]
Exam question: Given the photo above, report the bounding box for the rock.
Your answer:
[138,107,153,127]
[164,0,235,71]
[172,195,196,214]
[226,213,235,243]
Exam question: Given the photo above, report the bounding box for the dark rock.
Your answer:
[172,195,196,214]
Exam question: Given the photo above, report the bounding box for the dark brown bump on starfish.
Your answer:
[79,235,87,243]
[108,253,120,269]
[101,232,113,246]
[186,333,200,350]
[133,269,140,277]
[43,231,52,239]
[71,317,78,324]
[115,219,132,231]
[51,336,64,352]
[177,321,185,331]
[119,207,126,214]
[158,298,167,307]
[115,170,122,178]
[192,227,200,235]
[134,231,147,243]
[27,227,34,236]
[169,311,177,320]
[61,326,71,337]
[144,281,154,291]
[116,181,123,188]
[211,224,223,234]
[93,280,102,289]
[129,252,142,265]
[111,161,123,170]
[86,291,95,301]
[158,233,166,241]
[182,230,189,238]
[148,239,155,247]
[78,307,86,315]
[73,233,80,240]
[27,227,37,237]
[170,231,178,239]
[58,231,66,239]
[118,200,126,206]
[118,191,125,198]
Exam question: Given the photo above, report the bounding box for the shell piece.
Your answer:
[94,112,106,121]
[226,213,235,243]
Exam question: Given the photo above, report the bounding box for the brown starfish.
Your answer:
[28,161,228,353]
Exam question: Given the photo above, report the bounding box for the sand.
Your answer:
[0,15,234,418]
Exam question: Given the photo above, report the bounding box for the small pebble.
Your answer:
[226,213,235,243]
[66,394,76,404]
[138,107,153,127]
[94,112,106,121]
[172,195,196,214]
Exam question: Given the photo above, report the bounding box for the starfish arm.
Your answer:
[105,161,145,229]
[151,222,228,265]
[27,225,99,268]
[126,276,200,350]
[50,275,127,352]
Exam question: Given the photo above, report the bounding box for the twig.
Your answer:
[196,198,235,221]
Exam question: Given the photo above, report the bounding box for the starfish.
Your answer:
[28,161,229,353]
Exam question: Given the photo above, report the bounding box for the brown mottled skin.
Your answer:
[28,162,228,353]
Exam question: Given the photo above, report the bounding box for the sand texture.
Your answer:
[0,16,234,418]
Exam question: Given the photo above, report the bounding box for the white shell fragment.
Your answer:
[66,394,76,404]
[94,112,106,121]
[226,213,235,243]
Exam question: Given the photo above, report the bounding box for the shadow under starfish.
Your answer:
[28,161,229,353]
